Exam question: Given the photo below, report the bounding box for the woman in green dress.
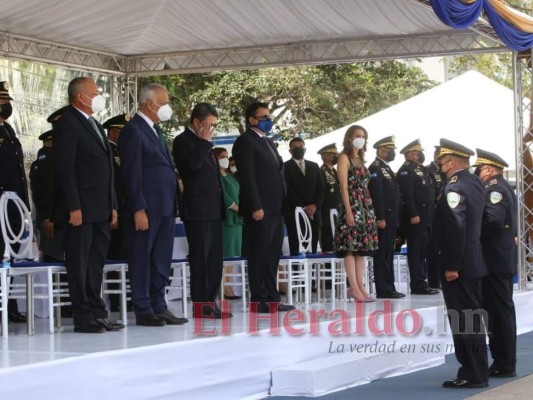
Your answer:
[214,147,243,300]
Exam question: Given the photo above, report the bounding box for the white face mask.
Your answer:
[352,137,365,150]
[157,104,173,122]
[229,166,237,174]
[83,93,106,114]
[218,157,229,169]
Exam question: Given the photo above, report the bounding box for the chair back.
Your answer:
[295,207,312,254]
[329,208,338,239]
[0,191,34,260]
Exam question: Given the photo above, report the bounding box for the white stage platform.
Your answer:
[1,289,533,400]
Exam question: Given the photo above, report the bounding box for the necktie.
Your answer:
[87,117,106,147]
[298,160,306,176]
[154,124,167,150]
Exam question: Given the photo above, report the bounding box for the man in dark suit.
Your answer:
[53,77,123,333]
[233,102,295,314]
[426,145,448,289]
[475,149,517,378]
[120,84,187,326]
[435,139,489,388]
[284,137,325,255]
[368,136,404,299]
[318,143,340,253]
[172,103,231,320]
[0,81,28,323]
[397,139,438,295]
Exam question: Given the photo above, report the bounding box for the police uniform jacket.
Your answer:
[0,122,29,209]
[29,146,55,220]
[397,160,434,223]
[426,161,447,206]
[109,140,127,210]
[320,164,340,211]
[480,174,517,275]
[368,157,401,227]
[434,169,488,279]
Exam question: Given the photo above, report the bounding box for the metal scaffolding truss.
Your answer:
[0,32,124,75]
[123,32,505,76]
[110,76,138,116]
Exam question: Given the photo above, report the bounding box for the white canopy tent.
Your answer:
[301,70,521,171]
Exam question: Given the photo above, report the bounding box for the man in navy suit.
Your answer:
[172,103,232,319]
[233,102,295,314]
[54,77,123,333]
[284,137,325,255]
[119,83,187,326]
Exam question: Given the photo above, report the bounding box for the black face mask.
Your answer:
[386,149,396,162]
[0,102,13,120]
[331,156,338,166]
[292,148,305,160]
[417,152,425,164]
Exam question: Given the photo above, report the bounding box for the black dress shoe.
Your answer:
[254,303,296,313]
[193,305,233,319]
[376,291,403,299]
[442,379,488,388]
[278,303,296,312]
[392,291,406,297]
[136,313,166,326]
[95,318,125,331]
[74,322,106,333]
[489,369,516,378]
[8,311,27,323]
[224,295,242,300]
[156,309,188,325]
[411,287,440,295]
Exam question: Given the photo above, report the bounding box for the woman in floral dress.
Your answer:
[334,125,378,302]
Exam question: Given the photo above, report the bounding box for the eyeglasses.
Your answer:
[254,115,271,121]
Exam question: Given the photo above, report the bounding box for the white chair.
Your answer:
[102,262,129,324]
[330,209,338,238]
[166,259,189,318]
[221,257,248,311]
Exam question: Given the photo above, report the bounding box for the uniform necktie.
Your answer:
[87,117,106,147]
[154,124,167,150]
[298,160,306,175]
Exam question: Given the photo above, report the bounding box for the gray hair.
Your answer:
[68,77,92,102]
[139,83,167,106]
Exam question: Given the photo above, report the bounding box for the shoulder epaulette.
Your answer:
[449,176,458,184]
[489,179,497,186]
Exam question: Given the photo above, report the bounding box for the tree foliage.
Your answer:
[140,61,435,139]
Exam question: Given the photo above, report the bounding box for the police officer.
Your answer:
[475,148,517,378]
[427,145,448,289]
[368,136,404,299]
[435,139,488,388]
[102,113,130,260]
[0,81,28,323]
[317,143,340,253]
[397,139,438,295]
[30,128,64,262]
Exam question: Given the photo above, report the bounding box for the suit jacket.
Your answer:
[284,158,325,221]
[397,160,434,224]
[434,169,488,279]
[119,113,177,219]
[232,129,286,217]
[53,106,116,223]
[172,127,223,221]
[481,174,518,275]
[0,122,29,210]
[368,158,402,227]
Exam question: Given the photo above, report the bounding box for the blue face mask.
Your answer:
[257,119,273,133]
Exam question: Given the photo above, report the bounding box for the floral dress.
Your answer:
[333,159,378,257]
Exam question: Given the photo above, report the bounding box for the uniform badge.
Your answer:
[489,179,497,186]
[114,156,121,166]
[447,192,461,209]
[449,176,457,184]
[490,191,503,204]
[0,138,4,144]
[38,154,46,161]
[370,173,378,179]
[382,168,392,180]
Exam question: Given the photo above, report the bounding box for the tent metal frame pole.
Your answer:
[513,51,532,290]
[110,75,138,116]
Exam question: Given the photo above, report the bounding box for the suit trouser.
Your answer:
[373,224,397,295]
[62,221,110,326]
[128,216,174,316]
[286,210,320,255]
[405,222,430,292]
[442,276,488,384]
[482,273,517,373]
[244,215,283,303]
[184,219,223,304]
